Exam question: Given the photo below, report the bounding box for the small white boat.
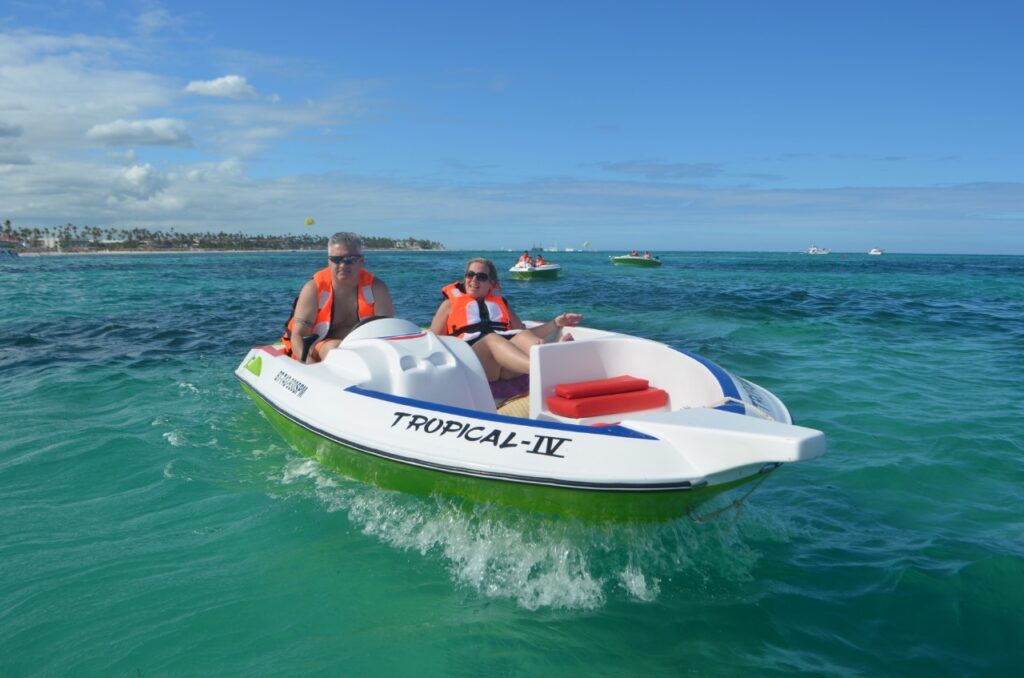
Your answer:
[236,318,825,521]
[868,248,884,256]
[804,245,830,255]
[509,261,561,280]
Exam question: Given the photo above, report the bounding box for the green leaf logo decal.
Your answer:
[244,355,262,376]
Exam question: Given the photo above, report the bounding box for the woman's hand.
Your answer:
[554,313,582,328]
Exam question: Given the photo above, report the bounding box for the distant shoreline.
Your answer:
[17,248,447,257]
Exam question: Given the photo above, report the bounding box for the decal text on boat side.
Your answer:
[274,370,308,398]
[390,411,570,458]
[737,376,770,414]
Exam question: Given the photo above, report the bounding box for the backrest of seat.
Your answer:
[528,336,727,419]
[326,330,496,413]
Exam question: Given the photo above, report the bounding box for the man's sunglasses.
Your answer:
[464,271,490,282]
[329,254,364,265]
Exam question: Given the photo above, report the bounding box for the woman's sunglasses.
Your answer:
[329,254,364,265]
[464,271,490,282]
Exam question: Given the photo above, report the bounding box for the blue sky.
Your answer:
[1,0,1021,253]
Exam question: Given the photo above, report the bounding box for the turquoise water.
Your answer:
[1,251,1022,676]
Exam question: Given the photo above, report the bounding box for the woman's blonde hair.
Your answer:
[464,257,499,288]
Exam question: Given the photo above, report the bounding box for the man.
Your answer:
[281,231,395,362]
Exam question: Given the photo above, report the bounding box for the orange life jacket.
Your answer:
[281,267,377,359]
[439,281,512,341]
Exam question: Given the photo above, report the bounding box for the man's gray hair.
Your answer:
[327,232,363,251]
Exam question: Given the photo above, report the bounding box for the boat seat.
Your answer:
[490,373,530,402]
[554,375,649,399]
[547,374,668,419]
[327,326,497,413]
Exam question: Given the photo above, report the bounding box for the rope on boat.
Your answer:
[690,466,777,525]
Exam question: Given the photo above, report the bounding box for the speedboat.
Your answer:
[804,245,830,255]
[609,254,661,267]
[868,248,884,256]
[236,318,825,521]
[509,261,561,280]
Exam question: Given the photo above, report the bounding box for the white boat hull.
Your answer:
[236,319,825,520]
[509,263,561,279]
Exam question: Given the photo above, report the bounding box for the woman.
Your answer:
[430,258,581,382]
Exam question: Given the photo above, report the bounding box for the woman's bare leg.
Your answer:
[472,333,530,381]
[523,325,558,343]
[510,331,544,353]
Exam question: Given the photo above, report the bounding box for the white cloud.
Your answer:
[86,118,193,147]
[136,7,185,36]
[3,141,1022,252]
[108,149,138,164]
[184,158,247,182]
[0,31,177,153]
[185,93,360,159]
[0,153,32,165]
[184,75,258,99]
[120,163,167,198]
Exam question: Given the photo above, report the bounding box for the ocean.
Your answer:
[1,250,1021,676]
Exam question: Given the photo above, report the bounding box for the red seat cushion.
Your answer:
[547,387,668,418]
[553,375,649,399]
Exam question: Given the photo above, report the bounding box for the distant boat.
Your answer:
[509,261,561,280]
[610,254,661,267]
[804,245,830,255]
[868,248,884,256]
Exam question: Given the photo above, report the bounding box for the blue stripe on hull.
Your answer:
[347,385,658,439]
[240,377,704,492]
[671,348,746,414]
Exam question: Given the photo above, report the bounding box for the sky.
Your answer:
[1,0,1022,253]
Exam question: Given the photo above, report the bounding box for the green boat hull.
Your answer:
[610,256,661,267]
[241,383,755,522]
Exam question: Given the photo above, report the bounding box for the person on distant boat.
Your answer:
[518,250,533,265]
[630,250,639,256]
[430,258,581,381]
[281,231,395,363]
[643,251,652,259]
[534,254,547,265]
